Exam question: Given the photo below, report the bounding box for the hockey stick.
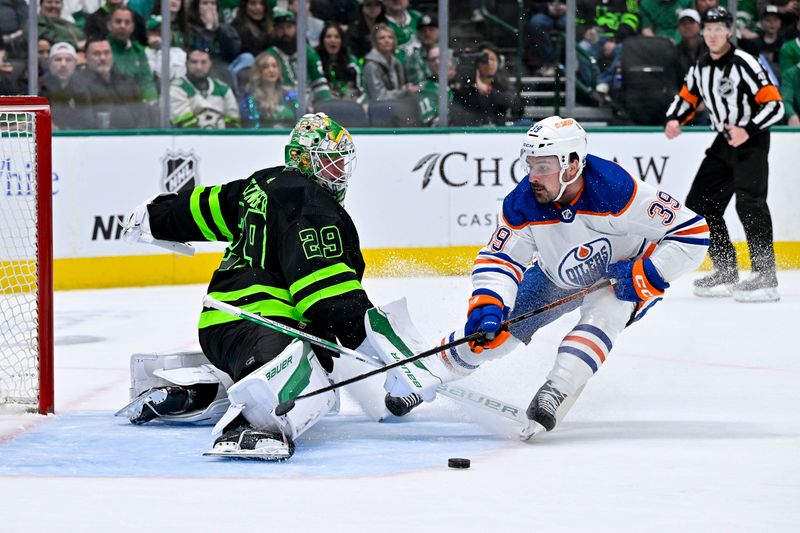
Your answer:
[203,295,527,424]
[273,278,615,416]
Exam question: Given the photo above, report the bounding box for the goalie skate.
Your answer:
[203,428,295,461]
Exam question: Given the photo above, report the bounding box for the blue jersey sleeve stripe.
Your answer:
[471,267,521,286]
[573,324,613,351]
[477,251,527,272]
[558,346,599,373]
[666,214,704,235]
[663,236,711,246]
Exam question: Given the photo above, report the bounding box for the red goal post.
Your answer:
[0,96,54,414]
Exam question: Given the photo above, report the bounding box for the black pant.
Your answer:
[684,131,776,274]
[199,319,339,384]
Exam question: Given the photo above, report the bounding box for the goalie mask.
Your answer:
[285,113,357,204]
[520,116,587,203]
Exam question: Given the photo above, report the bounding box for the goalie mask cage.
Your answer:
[0,96,54,414]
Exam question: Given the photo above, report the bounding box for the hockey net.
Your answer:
[0,97,53,414]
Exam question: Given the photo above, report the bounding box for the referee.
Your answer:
[665,6,784,303]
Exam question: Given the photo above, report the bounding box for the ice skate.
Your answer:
[204,426,295,460]
[693,269,738,297]
[733,271,779,303]
[521,380,568,441]
[385,392,423,417]
[117,386,203,425]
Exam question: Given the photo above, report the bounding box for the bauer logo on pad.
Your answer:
[161,151,199,194]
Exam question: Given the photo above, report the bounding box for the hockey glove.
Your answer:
[605,258,669,302]
[121,201,152,244]
[465,293,511,354]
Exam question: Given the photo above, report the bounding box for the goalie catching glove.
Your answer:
[605,258,669,302]
[465,292,511,353]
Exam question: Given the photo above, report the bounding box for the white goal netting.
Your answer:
[0,110,41,408]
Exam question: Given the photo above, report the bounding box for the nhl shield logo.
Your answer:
[161,151,199,193]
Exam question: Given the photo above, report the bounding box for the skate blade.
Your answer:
[202,446,292,461]
[519,421,547,442]
[114,394,149,418]
[693,285,734,298]
[733,287,780,303]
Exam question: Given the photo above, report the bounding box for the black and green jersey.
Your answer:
[148,166,372,349]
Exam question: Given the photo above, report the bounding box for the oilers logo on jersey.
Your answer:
[557,238,611,288]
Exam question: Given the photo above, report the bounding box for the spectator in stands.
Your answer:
[107,5,158,103]
[217,0,239,25]
[676,8,706,79]
[232,0,273,57]
[0,41,23,95]
[779,15,800,78]
[77,38,150,128]
[526,1,567,75]
[347,0,387,59]
[266,8,331,104]
[239,50,296,128]
[42,42,93,128]
[152,0,190,49]
[1,0,27,59]
[400,13,437,86]
[416,44,458,126]
[382,0,422,58]
[288,0,325,48]
[62,0,104,29]
[188,0,242,86]
[363,22,417,102]
[693,0,717,17]
[576,0,640,94]
[640,0,686,43]
[741,6,785,80]
[38,38,53,61]
[85,0,147,46]
[453,43,524,126]
[145,15,187,82]
[781,63,800,125]
[316,22,365,103]
[36,0,86,51]
[171,47,240,128]
[311,0,358,30]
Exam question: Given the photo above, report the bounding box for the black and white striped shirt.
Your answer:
[666,45,784,134]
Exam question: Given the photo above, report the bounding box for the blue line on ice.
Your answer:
[0,411,504,478]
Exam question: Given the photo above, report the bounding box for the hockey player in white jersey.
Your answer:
[381,116,710,438]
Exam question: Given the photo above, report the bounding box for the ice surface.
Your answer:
[1,273,799,532]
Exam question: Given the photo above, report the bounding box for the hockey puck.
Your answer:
[448,457,471,469]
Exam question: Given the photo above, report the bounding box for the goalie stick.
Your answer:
[202,296,529,425]
[262,278,614,416]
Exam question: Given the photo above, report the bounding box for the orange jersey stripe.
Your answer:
[473,258,523,280]
[564,335,606,363]
[674,224,710,236]
[642,242,658,259]
[679,84,699,108]
[755,85,782,105]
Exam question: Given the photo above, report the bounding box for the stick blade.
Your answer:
[274,400,295,417]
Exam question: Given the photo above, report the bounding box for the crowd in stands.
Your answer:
[0,0,798,129]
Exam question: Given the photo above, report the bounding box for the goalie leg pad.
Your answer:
[214,340,337,440]
[364,298,460,402]
[121,351,234,424]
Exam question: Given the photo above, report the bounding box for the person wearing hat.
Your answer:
[399,13,438,85]
[740,5,784,79]
[42,41,94,128]
[640,0,690,43]
[266,8,331,103]
[676,9,706,78]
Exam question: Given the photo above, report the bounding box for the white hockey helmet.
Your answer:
[520,116,588,202]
